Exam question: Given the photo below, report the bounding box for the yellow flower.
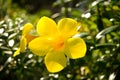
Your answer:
[28,16,87,73]
[13,23,37,57]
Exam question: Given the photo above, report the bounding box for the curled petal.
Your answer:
[58,18,78,38]
[13,36,27,57]
[37,16,58,37]
[20,36,27,52]
[25,34,38,43]
[45,51,67,73]
[22,23,34,36]
[22,23,37,43]
[13,48,20,57]
[65,38,87,59]
[28,37,51,56]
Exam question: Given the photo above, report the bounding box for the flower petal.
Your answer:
[22,23,34,35]
[58,18,78,37]
[28,37,51,56]
[25,34,38,43]
[20,36,27,52]
[45,51,67,73]
[22,23,38,43]
[65,38,86,59]
[37,16,58,37]
[13,48,20,57]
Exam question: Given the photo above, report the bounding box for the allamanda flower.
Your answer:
[28,16,87,73]
[14,23,37,57]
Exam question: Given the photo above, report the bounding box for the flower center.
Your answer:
[51,36,65,51]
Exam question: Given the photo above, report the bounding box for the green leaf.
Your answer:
[73,32,89,38]
[96,25,119,39]
[95,43,116,49]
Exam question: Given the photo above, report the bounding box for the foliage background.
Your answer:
[0,0,120,80]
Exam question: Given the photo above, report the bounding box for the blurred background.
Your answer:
[0,0,120,80]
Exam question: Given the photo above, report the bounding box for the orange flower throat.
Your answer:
[51,36,65,51]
